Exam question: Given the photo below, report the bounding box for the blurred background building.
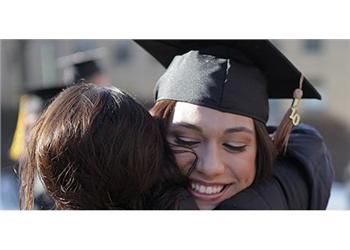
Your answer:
[1,40,349,209]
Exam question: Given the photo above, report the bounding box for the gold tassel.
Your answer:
[273,75,304,155]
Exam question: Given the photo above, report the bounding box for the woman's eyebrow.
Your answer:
[170,122,202,133]
[224,126,254,135]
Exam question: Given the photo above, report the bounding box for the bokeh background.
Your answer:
[1,39,349,209]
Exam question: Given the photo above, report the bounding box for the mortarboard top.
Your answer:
[135,40,321,124]
[73,60,101,81]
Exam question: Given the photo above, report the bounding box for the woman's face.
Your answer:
[167,102,257,210]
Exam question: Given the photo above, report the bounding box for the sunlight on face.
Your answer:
[167,102,257,210]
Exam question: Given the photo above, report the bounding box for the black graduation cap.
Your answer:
[135,40,321,124]
[57,48,106,83]
[74,60,101,82]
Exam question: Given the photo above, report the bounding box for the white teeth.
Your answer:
[190,182,225,195]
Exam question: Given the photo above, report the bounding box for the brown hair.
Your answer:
[150,100,277,184]
[20,84,187,210]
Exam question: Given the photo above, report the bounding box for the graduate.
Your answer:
[137,40,334,209]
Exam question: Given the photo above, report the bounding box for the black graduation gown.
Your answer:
[215,124,334,210]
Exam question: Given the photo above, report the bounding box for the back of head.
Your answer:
[20,83,167,209]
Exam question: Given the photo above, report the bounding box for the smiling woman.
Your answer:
[152,100,277,210]
[145,40,334,210]
[167,102,258,209]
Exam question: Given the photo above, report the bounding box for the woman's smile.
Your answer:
[188,179,233,201]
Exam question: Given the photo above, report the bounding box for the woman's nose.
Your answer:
[196,143,225,177]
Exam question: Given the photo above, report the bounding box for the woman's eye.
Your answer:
[174,136,199,146]
[223,143,246,152]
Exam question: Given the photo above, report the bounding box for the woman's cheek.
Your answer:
[226,151,256,186]
[238,158,256,187]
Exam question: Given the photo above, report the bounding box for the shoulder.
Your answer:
[286,124,327,157]
[268,123,332,171]
[271,124,334,209]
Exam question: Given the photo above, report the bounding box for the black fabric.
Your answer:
[215,124,334,210]
[283,124,334,209]
[156,49,269,123]
[135,40,321,99]
[136,40,321,123]
[74,60,101,82]
[176,188,199,210]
